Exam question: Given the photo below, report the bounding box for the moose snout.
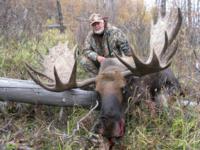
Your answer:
[91,93,126,139]
[91,116,125,139]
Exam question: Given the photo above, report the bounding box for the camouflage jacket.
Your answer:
[82,24,131,61]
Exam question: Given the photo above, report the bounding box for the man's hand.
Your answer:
[97,56,106,63]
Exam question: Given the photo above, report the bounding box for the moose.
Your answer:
[26,8,182,148]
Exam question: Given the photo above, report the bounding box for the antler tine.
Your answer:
[166,42,178,63]
[52,61,77,91]
[168,8,182,46]
[115,8,182,77]
[26,64,55,89]
[114,46,170,77]
[160,31,169,59]
[53,66,63,87]
[156,30,178,63]
[158,8,182,46]
[159,8,182,63]
[133,48,171,76]
[150,7,182,57]
[113,50,140,76]
[25,62,54,82]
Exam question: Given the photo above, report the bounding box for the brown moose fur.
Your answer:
[96,69,126,103]
[91,58,128,146]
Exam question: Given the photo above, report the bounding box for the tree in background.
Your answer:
[171,0,200,48]
[0,0,199,49]
[0,0,56,40]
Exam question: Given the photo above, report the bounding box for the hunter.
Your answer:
[80,13,132,76]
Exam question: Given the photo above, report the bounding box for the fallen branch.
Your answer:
[70,100,99,138]
[0,78,98,108]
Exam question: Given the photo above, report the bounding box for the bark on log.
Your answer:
[0,78,98,108]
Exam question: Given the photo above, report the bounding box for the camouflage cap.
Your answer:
[89,13,104,25]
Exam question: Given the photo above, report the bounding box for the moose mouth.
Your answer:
[90,115,125,148]
[93,96,125,138]
[99,116,125,138]
[91,115,125,142]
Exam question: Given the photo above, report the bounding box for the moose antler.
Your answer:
[26,45,96,92]
[116,8,182,77]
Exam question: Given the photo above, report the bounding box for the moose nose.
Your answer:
[113,118,125,137]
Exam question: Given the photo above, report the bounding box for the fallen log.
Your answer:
[0,78,98,108]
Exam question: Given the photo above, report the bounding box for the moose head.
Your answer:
[26,8,182,146]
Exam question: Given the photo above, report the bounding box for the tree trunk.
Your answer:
[0,78,98,108]
[187,0,192,27]
[160,0,166,17]
[56,0,65,33]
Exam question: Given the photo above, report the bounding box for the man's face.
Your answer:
[91,21,105,34]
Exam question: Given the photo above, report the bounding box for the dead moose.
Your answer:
[26,8,182,148]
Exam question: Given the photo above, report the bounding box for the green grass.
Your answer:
[1,100,200,149]
[0,29,69,78]
[123,103,200,149]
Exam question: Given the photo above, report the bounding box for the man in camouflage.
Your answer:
[80,13,132,76]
